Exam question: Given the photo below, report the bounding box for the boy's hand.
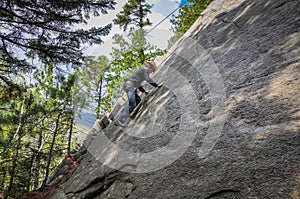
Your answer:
[144,90,150,95]
[157,81,165,89]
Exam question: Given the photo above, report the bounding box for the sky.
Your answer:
[80,0,179,57]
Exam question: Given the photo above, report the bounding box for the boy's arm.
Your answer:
[144,70,159,88]
[138,86,150,95]
[138,86,146,93]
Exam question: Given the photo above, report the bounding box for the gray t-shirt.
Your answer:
[128,68,155,88]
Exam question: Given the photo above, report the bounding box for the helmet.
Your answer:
[146,61,156,71]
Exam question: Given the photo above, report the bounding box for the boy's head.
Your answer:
[145,61,156,73]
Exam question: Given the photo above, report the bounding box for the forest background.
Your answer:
[0,0,212,198]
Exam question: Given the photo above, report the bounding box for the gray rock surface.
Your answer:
[51,0,300,198]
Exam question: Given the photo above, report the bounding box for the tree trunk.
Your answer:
[138,1,143,29]
[67,108,74,155]
[33,131,43,190]
[4,138,21,199]
[137,1,146,63]
[5,98,26,199]
[96,77,103,118]
[26,153,35,192]
[41,104,65,188]
[0,165,6,189]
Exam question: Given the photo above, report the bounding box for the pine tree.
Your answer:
[79,56,111,118]
[0,63,79,198]
[0,0,116,90]
[114,0,154,64]
[113,0,152,31]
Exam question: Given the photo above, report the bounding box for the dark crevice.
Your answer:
[69,170,123,199]
[274,1,287,9]
[219,19,241,29]
[205,189,241,199]
[84,183,105,199]
[71,176,105,195]
[232,21,241,29]
[125,185,136,198]
[220,18,231,24]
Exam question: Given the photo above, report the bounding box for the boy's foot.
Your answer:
[114,120,127,127]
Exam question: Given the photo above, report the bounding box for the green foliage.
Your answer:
[114,0,153,30]
[169,0,213,47]
[76,55,112,118]
[0,0,116,89]
[84,0,165,118]
[78,28,165,119]
[107,28,165,102]
[0,64,79,198]
[0,0,186,197]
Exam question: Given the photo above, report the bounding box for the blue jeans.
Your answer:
[119,81,141,123]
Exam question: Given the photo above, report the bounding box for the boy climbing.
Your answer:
[115,61,162,127]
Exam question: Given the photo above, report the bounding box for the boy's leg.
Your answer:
[128,91,136,114]
[134,91,141,107]
[118,81,135,123]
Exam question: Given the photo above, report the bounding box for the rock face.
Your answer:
[51,0,300,198]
